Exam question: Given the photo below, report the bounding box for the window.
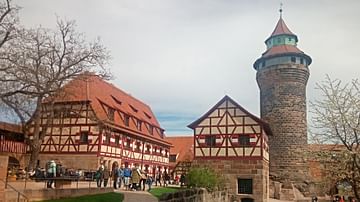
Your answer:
[238,179,253,194]
[108,108,115,121]
[300,58,304,65]
[239,135,250,146]
[261,61,266,67]
[205,135,216,147]
[80,132,89,144]
[105,133,111,144]
[111,96,122,105]
[159,148,163,155]
[135,142,141,152]
[129,105,138,113]
[149,125,153,135]
[291,57,296,63]
[125,138,131,149]
[288,37,292,41]
[169,154,177,163]
[146,145,151,153]
[124,115,130,126]
[277,38,281,43]
[137,120,142,131]
[115,136,120,145]
[165,149,168,157]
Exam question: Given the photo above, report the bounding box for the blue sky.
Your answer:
[10,0,360,135]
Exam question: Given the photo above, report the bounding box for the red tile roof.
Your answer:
[270,17,295,37]
[52,73,170,146]
[262,45,303,58]
[164,136,194,166]
[0,122,22,134]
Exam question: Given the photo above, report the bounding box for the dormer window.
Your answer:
[111,96,122,105]
[129,105,138,113]
[144,112,152,119]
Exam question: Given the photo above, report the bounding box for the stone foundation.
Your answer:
[160,188,229,202]
[192,158,269,202]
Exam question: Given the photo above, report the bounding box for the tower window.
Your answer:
[238,178,253,194]
[300,58,304,65]
[261,61,266,68]
[291,57,296,63]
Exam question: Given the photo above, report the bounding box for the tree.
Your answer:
[0,18,110,170]
[310,75,360,199]
[0,0,18,49]
[187,167,224,191]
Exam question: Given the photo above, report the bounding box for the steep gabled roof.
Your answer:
[164,136,194,165]
[270,17,294,37]
[51,73,170,145]
[188,95,273,136]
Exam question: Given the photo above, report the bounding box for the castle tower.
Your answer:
[253,11,312,182]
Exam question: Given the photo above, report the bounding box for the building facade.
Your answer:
[253,13,312,183]
[29,74,171,174]
[188,95,271,202]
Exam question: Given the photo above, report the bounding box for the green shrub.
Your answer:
[186,167,224,191]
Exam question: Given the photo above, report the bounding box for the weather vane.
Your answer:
[279,2,283,18]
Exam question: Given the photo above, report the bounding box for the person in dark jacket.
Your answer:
[103,167,110,187]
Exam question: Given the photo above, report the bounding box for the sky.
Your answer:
[13,0,360,135]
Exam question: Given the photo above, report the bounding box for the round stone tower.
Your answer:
[253,13,312,182]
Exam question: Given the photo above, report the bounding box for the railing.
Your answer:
[0,139,27,154]
[0,178,29,202]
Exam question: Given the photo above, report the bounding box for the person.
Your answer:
[117,165,124,189]
[146,175,153,191]
[46,160,56,188]
[164,171,170,187]
[339,196,345,202]
[112,164,119,189]
[174,175,179,185]
[103,167,110,187]
[155,171,162,186]
[95,165,104,187]
[180,173,185,187]
[131,164,141,191]
[140,171,147,191]
[123,165,132,190]
[312,196,318,202]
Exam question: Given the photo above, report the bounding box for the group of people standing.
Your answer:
[95,162,153,191]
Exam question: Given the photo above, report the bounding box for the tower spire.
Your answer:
[279,2,283,18]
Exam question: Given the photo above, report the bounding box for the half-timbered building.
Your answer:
[188,95,271,202]
[29,74,171,175]
[164,136,193,177]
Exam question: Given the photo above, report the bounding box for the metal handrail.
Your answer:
[0,178,29,202]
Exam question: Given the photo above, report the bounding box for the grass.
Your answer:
[149,186,181,199]
[39,192,124,202]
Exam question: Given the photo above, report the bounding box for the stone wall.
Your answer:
[256,64,310,183]
[192,158,269,202]
[7,187,113,201]
[159,188,228,202]
[0,156,8,202]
